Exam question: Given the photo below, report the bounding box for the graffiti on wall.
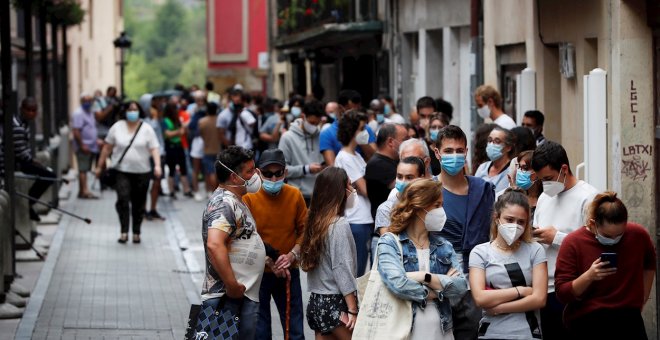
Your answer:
[630,80,638,127]
[621,155,651,181]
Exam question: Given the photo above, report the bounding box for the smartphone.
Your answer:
[600,252,618,268]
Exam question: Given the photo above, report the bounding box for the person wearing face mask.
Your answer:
[96,101,162,244]
[217,88,256,150]
[432,125,495,339]
[415,96,436,138]
[530,140,599,339]
[508,151,542,220]
[242,149,307,340]
[301,167,359,339]
[475,126,515,192]
[200,146,272,340]
[427,113,450,176]
[376,179,468,340]
[469,188,548,339]
[522,110,546,146]
[334,111,374,277]
[72,93,100,199]
[554,192,655,339]
[365,123,408,219]
[474,85,516,129]
[278,100,325,205]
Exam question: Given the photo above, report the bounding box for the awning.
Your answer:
[275,21,383,50]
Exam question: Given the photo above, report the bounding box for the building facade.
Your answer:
[206,0,269,94]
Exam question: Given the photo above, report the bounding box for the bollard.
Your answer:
[49,134,61,207]
[33,150,52,215]
[0,190,6,299]
[14,172,35,249]
[57,125,70,173]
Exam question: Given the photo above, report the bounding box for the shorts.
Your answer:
[76,151,97,172]
[202,154,216,175]
[190,136,204,159]
[306,293,347,335]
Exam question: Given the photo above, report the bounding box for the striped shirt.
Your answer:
[12,115,32,163]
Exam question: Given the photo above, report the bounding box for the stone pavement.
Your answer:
[16,186,197,339]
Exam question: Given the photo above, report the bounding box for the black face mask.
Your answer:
[231,102,243,112]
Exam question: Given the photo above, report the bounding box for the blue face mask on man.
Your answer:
[486,142,504,161]
[82,102,92,112]
[376,113,385,123]
[440,154,465,176]
[395,179,407,194]
[429,129,440,142]
[515,170,534,190]
[262,179,285,195]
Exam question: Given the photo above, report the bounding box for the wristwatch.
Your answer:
[424,273,432,285]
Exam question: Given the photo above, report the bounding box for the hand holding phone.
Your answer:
[600,252,618,268]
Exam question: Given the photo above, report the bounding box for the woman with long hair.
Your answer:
[469,188,548,339]
[96,101,161,243]
[162,103,192,198]
[377,179,468,339]
[301,167,358,340]
[555,192,655,338]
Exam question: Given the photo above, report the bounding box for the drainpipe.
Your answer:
[469,0,483,161]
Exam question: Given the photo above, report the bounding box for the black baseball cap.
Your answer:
[258,149,286,168]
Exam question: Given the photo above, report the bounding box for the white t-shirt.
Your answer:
[494,114,516,130]
[532,180,599,292]
[216,108,256,149]
[334,150,373,224]
[385,113,406,124]
[105,120,159,174]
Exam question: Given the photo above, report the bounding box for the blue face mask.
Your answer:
[595,229,622,246]
[440,154,465,176]
[383,104,391,115]
[515,170,534,190]
[429,129,440,142]
[486,142,504,161]
[291,107,302,118]
[262,179,284,195]
[126,110,140,122]
[395,179,407,194]
[82,102,92,112]
[376,113,385,123]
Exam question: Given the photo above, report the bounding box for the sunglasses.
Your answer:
[261,169,285,179]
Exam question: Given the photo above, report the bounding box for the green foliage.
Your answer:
[123,0,207,100]
[49,0,86,26]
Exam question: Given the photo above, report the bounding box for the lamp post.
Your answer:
[113,31,132,99]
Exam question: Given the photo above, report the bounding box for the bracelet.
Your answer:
[289,250,300,262]
[514,286,521,299]
[347,310,358,316]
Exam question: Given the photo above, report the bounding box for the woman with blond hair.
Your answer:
[301,167,359,340]
[555,191,655,339]
[376,179,468,339]
[469,188,547,339]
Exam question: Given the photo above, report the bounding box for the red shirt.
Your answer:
[555,222,656,324]
[178,110,190,149]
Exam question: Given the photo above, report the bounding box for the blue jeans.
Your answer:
[256,269,304,340]
[233,297,259,340]
[350,223,374,277]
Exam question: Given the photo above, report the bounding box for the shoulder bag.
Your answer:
[353,232,413,340]
[100,122,143,189]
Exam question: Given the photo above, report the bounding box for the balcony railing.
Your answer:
[276,0,377,36]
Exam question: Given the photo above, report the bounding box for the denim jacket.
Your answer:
[377,231,468,333]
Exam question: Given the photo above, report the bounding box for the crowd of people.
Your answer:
[3,80,655,339]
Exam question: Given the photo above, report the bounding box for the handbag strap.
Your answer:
[114,121,143,167]
[373,232,405,271]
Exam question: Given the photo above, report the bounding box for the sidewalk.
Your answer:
[15,186,197,339]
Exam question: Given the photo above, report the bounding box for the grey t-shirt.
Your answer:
[374,196,398,232]
[306,216,358,295]
[469,241,547,339]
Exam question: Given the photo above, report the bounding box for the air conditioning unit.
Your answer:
[559,42,575,79]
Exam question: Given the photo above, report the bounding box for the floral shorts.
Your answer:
[306,293,347,335]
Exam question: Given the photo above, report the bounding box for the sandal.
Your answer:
[132,234,141,244]
[78,192,99,199]
[117,233,128,244]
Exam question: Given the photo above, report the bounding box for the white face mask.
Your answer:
[303,120,318,135]
[542,169,566,197]
[423,207,447,232]
[477,105,491,119]
[498,222,525,246]
[218,161,262,194]
[345,189,357,210]
[355,129,370,145]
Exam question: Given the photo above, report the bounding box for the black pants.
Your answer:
[165,144,188,177]
[568,308,647,339]
[18,161,56,206]
[114,171,150,234]
[540,292,568,340]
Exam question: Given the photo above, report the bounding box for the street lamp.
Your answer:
[113,31,132,99]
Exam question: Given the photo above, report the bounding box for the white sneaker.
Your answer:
[0,302,23,319]
[194,192,205,202]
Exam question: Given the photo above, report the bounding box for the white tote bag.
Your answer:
[353,233,412,340]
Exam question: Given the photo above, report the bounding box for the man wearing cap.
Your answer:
[243,149,307,340]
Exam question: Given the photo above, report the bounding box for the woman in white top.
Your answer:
[96,101,161,244]
[475,126,515,192]
[333,110,373,276]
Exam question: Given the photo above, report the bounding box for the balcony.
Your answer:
[275,0,381,49]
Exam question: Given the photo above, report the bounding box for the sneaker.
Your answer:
[149,210,166,220]
[169,192,177,200]
[184,191,194,198]
[145,211,154,221]
[194,192,205,202]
